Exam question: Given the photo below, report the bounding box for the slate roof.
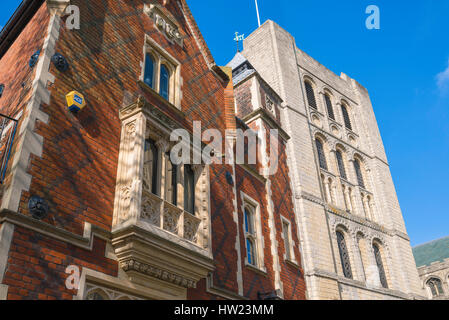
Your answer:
[413,236,449,268]
[227,52,256,86]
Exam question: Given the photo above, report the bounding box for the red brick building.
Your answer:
[0,0,306,300]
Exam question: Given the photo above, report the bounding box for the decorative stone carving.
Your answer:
[141,192,162,227]
[163,204,182,235]
[144,4,183,46]
[184,213,201,243]
[121,260,196,289]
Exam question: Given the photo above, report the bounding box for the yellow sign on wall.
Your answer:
[66,91,86,112]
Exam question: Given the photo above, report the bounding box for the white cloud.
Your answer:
[437,58,449,91]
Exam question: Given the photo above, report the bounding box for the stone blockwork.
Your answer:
[241,20,424,300]
[0,1,306,300]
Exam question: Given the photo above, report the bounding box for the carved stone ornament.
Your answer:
[144,4,183,46]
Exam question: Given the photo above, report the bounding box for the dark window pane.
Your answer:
[305,81,317,109]
[373,244,388,288]
[325,94,335,120]
[427,278,444,297]
[315,139,328,170]
[341,104,352,130]
[160,64,170,100]
[184,165,195,214]
[146,139,159,195]
[336,150,347,180]
[144,53,154,88]
[246,239,256,266]
[354,159,365,188]
[336,231,353,279]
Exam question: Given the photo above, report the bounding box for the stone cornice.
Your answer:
[0,209,110,250]
[242,108,291,141]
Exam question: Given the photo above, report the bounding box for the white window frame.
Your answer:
[240,192,266,273]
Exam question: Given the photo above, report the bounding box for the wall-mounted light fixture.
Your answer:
[29,49,40,68]
[51,53,69,72]
[28,195,49,220]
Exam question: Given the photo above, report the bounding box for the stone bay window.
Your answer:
[112,98,214,297]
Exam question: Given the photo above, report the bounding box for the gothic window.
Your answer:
[244,205,257,267]
[315,139,328,171]
[144,53,155,89]
[324,94,335,120]
[160,64,170,100]
[336,231,353,279]
[427,278,444,297]
[85,290,109,300]
[336,150,347,180]
[282,220,292,261]
[353,159,365,188]
[184,164,195,214]
[305,81,317,109]
[144,139,160,196]
[373,244,388,288]
[143,37,181,108]
[341,104,352,130]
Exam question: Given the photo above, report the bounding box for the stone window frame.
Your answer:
[372,239,389,289]
[425,276,445,298]
[340,99,356,133]
[281,216,297,264]
[303,77,318,111]
[241,191,266,273]
[83,283,141,301]
[322,88,336,121]
[334,226,354,280]
[141,35,182,109]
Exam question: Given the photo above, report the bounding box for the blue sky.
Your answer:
[1,1,448,246]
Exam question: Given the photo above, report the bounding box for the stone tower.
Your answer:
[241,20,425,300]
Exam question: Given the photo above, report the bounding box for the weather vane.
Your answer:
[234,32,245,52]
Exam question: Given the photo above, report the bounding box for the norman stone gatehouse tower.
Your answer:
[240,20,424,300]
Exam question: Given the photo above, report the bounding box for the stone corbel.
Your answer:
[46,0,70,15]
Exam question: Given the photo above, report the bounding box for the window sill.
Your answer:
[138,80,185,118]
[245,262,268,277]
[285,259,301,269]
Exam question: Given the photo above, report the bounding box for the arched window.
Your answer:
[160,64,170,100]
[305,81,317,109]
[86,289,109,300]
[341,104,352,130]
[336,231,353,279]
[353,159,365,188]
[324,94,335,120]
[144,53,155,88]
[336,150,347,180]
[144,139,159,196]
[184,165,195,214]
[315,139,328,170]
[244,206,257,266]
[373,243,388,288]
[427,278,444,297]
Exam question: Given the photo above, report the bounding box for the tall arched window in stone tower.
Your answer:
[353,159,365,188]
[427,278,444,297]
[305,81,317,109]
[341,103,352,130]
[373,243,388,288]
[315,139,328,171]
[324,94,335,120]
[336,150,347,180]
[336,231,353,279]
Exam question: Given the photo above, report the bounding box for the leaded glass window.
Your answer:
[336,150,347,180]
[324,94,335,120]
[184,165,195,214]
[160,64,170,100]
[353,159,365,188]
[305,81,317,109]
[283,221,292,261]
[244,206,257,266]
[336,231,353,279]
[144,53,155,88]
[373,244,388,288]
[427,278,444,297]
[315,139,328,171]
[341,104,352,130]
